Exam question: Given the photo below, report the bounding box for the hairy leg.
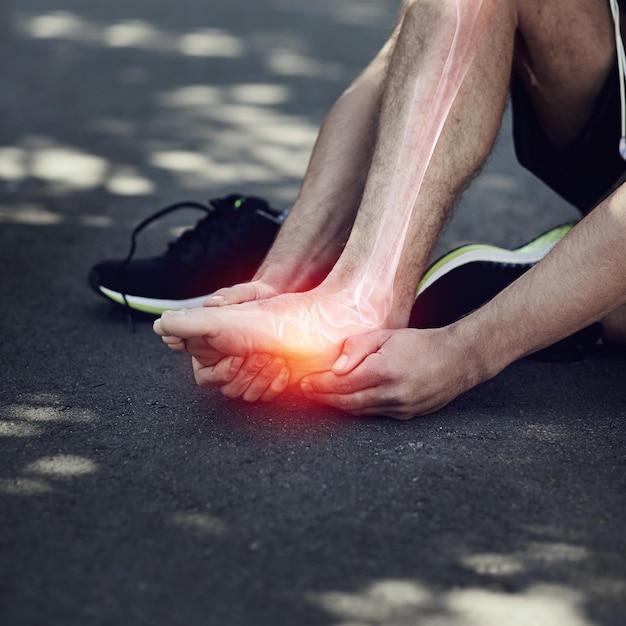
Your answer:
[298,0,626,418]
[155,29,394,394]
[322,0,516,325]
[250,39,393,294]
[512,0,624,342]
[156,0,519,381]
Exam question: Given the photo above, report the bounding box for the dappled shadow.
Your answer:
[2,343,625,625]
[1,1,625,625]
[0,0,398,213]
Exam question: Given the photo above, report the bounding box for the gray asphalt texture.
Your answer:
[1,1,625,625]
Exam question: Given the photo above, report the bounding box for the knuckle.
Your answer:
[242,388,262,403]
[334,394,359,412]
[220,384,242,399]
[339,372,367,393]
[194,362,228,387]
[342,335,356,349]
[243,354,271,375]
[195,370,216,388]
[390,410,415,421]
[269,370,290,394]
[260,386,281,402]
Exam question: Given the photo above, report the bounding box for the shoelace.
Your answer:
[118,198,238,332]
[609,0,626,159]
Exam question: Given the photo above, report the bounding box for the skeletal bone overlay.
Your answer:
[158,1,486,383]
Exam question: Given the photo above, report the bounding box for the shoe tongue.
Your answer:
[211,194,267,213]
[214,194,248,209]
[212,194,284,223]
[165,195,264,264]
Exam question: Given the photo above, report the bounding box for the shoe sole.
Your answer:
[92,222,576,318]
[89,268,211,315]
[412,222,577,328]
[417,222,576,295]
[97,285,211,315]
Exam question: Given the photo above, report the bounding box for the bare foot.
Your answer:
[153,289,385,382]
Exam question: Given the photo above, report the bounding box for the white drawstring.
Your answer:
[609,0,626,159]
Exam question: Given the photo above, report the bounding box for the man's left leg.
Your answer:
[411,0,626,351]
[154,0,519,382]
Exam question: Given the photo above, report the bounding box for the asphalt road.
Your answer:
[1,1,625,625]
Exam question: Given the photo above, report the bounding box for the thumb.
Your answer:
[331,329,389,375]
[203,281,277,307]
[153,308,216,339]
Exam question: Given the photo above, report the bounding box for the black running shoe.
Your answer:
[410,222,602,361]
[89,194,284,315]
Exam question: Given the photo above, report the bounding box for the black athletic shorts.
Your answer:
[511,60,626,214]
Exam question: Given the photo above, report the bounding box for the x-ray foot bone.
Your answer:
[154,0,487,385]
[154,289,385,382]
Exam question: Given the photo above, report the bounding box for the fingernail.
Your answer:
[301,382,312,394]
[333,354,349,371]
[207,295,226,304]
[268,360,284,375]
[164,309,187,316]
[255,354,271,368]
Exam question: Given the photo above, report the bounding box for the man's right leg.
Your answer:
[498,0,626,347]
[157,0,624,410]
[156,0,519,383]
[219,0,516,313]
[321,0,516,326]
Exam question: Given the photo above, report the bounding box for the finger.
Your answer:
[331,330,390,375]
[154,308,215,339]
[302,378,442,420]
[258,367,291,402]
[301,382,388,415]
[301,367,375,395]
[193,355,244,388]
[219,353,273,399]
[203,284,252,307]
[241,358,288,403]
[161,335,186,351]
[203,282,276,307]
[300,354,394,409]
[184,338,226,366]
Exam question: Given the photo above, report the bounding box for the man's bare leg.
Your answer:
[155,0,519,382]
[296,0,625,418]
[512,0,625,345]
[320,0,514,325]
[156,47,394,400]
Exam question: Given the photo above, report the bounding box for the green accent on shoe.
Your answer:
[100,289,170,315]
[418,221,578,293]
[100,286,210,316]
[514,221,576,253]
[419,243,501,291]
